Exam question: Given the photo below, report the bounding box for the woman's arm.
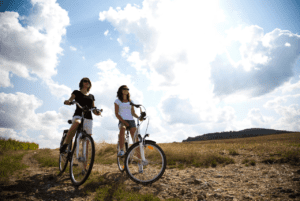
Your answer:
[64,94,75,105]
[131,106,139,118]
[92,101,101,115]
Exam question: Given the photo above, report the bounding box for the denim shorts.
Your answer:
[118,120,136,129]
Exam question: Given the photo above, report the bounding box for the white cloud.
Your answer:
[99,0,225,89]
[279,78,300,93]
[88,59,144,140]
[263,94,300,131]
[159,95,201,125]
[70,46,77,51]
[104,30,109,36]
[45,79,72,99]
[98,0,241,135]
[0,92,71,148]
[273,104,300,131]
[117,38,123,45]
[264,97,287,109]
[0,0,70,95]
[211,27,300,98]
[92,59,143,106]
[0,92,43,129]
[82,56,86,60]
[98,0,300,142]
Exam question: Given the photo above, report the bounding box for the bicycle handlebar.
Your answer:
[69,101,103,114]
[130,102,141,108]
[130,102,146,120]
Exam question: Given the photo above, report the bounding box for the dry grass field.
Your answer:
[94,132,300,168]
[0,132,299,200]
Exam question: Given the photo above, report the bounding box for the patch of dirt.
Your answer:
[0,150,95,201]
[0,149,300,201]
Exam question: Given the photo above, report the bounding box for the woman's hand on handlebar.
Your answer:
[64,100,71,105]
[94,109,102,116]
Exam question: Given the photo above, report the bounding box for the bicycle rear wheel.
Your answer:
[70,134,95,186]
[117,142,125,172]
[125,140,166,185]
[59,135,72,173]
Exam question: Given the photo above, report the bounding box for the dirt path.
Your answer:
[0,150,300,201]
[0,150,96,201]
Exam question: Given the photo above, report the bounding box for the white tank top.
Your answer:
[114,99,134,120]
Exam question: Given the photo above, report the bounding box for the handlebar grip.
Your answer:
[140,112,146,119]
[130,102,141,108]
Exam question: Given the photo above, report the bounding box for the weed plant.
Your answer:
[0,151,29,184]
[0,136,38,151]
[33,149,58,167]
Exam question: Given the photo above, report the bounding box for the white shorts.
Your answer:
[72,116,93,135]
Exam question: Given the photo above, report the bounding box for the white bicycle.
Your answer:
[117,102,166,185]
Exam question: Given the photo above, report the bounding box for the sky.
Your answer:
[0,0,300,149]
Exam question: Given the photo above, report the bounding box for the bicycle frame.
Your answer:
[69,101,99,163]
[123,116,148,163]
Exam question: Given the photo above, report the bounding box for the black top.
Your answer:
[72,90,95,120]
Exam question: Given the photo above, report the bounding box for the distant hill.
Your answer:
[182,128,296,142]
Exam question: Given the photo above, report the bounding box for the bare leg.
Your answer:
[130,127,141,160]
[119,125,126,150]
[64,121,80,144]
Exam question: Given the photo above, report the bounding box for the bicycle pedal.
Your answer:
[78,157,86,162]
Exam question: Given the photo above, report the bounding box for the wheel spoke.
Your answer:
[117,143,125,172]
[125,142,166,184]
[70,135,95,186]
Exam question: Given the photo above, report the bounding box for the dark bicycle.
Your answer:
[59,101,102,186]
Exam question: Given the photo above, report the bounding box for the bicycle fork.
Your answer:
[77,133,87,162]
[139,134,150,165]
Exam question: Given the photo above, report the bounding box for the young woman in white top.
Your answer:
[114,85,141,157]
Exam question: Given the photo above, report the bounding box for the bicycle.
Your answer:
[117,102,167,185]
[59,101,102,186]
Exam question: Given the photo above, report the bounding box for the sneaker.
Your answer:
[138,163,143,173]
[117,150,125,157]
[60,143,69,154]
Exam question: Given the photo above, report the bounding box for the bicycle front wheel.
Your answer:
[70,134,95,186]
[125,140,166,185]
[59,136,72,173]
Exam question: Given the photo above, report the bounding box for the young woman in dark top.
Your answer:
[60,77,101,153]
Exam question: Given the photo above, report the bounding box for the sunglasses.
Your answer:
[123,88,129,91]
[83,80,90,83]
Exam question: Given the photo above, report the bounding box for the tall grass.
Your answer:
[160,132,300,167]
[93,132,300,168]
[0,151,29,184]
[0,136,39,152]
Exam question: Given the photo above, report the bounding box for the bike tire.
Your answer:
[70,134,95,186]
[59,135,72,173]
[124,140,166,185]
[117,143,125,172]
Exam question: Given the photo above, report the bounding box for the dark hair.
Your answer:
[79,77,92,92]
[117,85,131,102]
